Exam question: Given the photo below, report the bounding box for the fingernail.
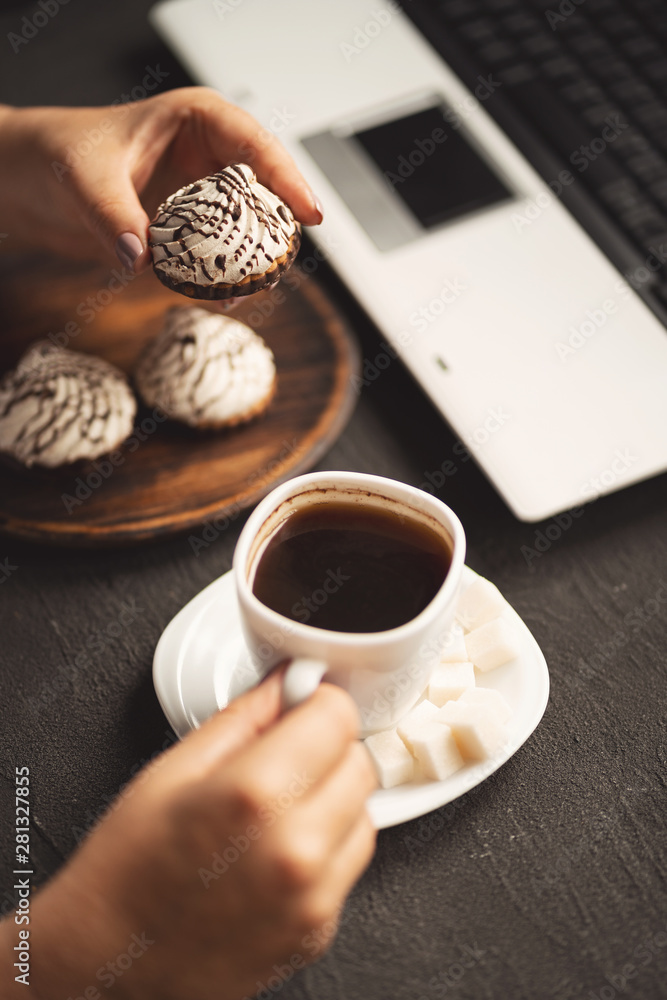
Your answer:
[312,195,324,223]
[115,232,144,273]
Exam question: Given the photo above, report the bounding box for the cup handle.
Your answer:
[280,658,328,714]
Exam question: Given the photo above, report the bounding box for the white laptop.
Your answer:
[149,0,667,521]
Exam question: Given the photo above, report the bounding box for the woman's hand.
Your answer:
[0,88,322,276]
[0,671,376,1000]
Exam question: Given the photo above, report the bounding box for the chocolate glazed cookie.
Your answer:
[0,342,136,469]
[134,307,276,429]
[148,164,301,301]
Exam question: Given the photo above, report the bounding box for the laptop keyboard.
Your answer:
[407,0,667,302]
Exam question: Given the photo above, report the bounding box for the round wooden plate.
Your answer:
[0,257,360,545]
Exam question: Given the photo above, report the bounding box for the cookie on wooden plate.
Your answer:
[134,306,276,429]
[0,341,136,469]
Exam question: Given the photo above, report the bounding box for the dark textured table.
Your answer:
[1,4,666,998]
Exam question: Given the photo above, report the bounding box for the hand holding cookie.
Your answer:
[0,88,322,276]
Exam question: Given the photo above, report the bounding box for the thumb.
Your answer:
[74,164,152,274]
[153,667,286,784]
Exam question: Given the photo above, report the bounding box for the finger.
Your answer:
[190,90,323,226]
[327,808,377,899]
[295,811,377,959]
[67,160,151,274]
[150,667,286,784]
[291,740,378,856]
[229,683,360,794]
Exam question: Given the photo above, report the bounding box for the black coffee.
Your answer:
[252,500,451,633]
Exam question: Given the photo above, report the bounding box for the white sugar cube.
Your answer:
[428,661,476,707]
[456,576,507,632]
[439,623,468,662]
[396,699,440,753]
[409,721,464,781]
[458,686,512,725]
[364,728,414,789]
[464,617,520,673]
[437,701,507,760]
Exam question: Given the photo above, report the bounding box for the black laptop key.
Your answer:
[496,62,538,85]
[438,0,478,19]
[458,18,496,43]
[542,56,582,82]
[620,37,661,61]
[645,59,667,83]
[519,34,560,58]
[560,80,607,109]
[476,40,519,66]
[650,178,667,207]
[570,35,614,58]
[501,12,540,35]
[580,102,627,129]
[627,153,667,185]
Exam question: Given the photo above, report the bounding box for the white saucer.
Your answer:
[153,566,549,829]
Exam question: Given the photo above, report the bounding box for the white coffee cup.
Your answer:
[233,471,465,737]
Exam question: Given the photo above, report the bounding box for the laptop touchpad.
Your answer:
[303,101,513,252]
